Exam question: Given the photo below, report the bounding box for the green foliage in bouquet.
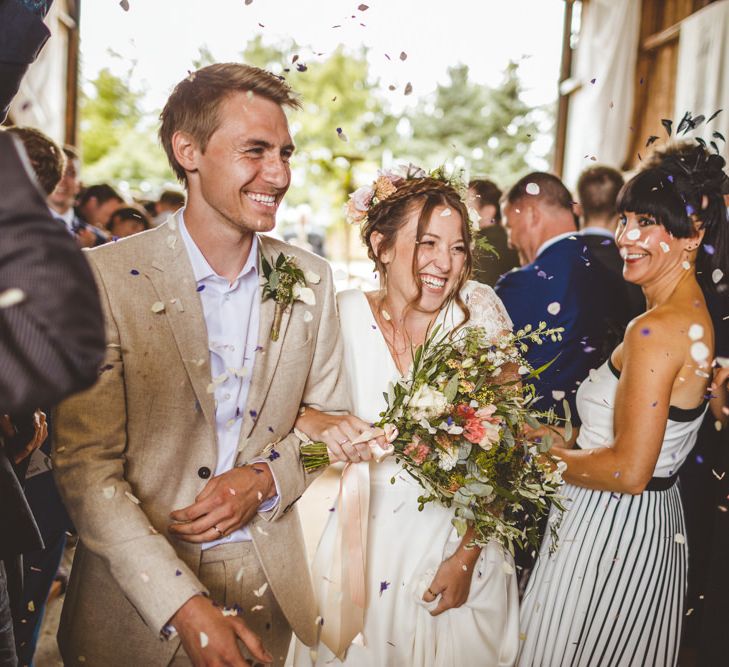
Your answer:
[301,321,568,554]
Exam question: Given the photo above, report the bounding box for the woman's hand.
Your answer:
[295,408,386,463]
[422,532,481,616]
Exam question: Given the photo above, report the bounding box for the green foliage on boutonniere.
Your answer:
[260,252,320,341]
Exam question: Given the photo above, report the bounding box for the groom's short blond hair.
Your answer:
[159,63,301,184]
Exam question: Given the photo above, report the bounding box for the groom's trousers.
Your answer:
[169,541,290,667]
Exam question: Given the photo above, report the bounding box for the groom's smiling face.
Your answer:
[189,91,295,235]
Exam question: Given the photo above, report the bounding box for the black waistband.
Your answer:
[573,444,679,492]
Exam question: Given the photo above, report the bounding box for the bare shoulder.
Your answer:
[622,304,693,370]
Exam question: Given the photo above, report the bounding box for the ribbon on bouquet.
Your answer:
[316,428,396,659]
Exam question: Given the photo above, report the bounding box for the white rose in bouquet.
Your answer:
[408,384,449,422]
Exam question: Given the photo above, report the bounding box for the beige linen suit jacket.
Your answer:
[52,214,350,665]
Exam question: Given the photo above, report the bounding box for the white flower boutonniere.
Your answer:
[261,253,319,341]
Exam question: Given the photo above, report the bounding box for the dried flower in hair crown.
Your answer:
[345,163,481,230]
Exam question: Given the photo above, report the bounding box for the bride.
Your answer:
[291,168,520,666]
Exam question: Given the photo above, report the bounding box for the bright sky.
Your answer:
[79,0,565,113]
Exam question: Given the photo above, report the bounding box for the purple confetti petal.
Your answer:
[379,581,390,596]
[130,269,140,275]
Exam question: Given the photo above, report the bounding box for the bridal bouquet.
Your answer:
[302,322,568,553]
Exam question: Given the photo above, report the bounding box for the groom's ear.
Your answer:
[171,131,199,177]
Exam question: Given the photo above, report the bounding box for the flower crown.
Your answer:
[345,163,480,229]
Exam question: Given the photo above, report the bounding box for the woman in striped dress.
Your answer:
[518,143,729,667]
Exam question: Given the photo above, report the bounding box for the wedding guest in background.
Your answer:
[76,183,124,231]
[468,178,520,284]
[494,172,625,422]
[150,189,186,227]
[577,164,645,321]
[47,147,108,248]
[518,145,729,667]
[3,126,65,198]
[107,206,150,239]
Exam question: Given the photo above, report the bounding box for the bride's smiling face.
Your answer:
[378,204,468,312]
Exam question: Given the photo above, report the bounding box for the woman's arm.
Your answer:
[554,317,683,494]
[710,366,729,426]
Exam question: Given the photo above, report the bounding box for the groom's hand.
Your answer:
[168,464,276,543]
[172,595,272,666]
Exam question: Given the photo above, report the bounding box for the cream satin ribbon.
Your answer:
[316,429,395,659]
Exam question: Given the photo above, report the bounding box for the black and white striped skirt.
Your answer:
[517,482,687,667]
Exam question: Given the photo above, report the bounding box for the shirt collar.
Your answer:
[535,230,579,259]
[581,226,615,239]
[178,212,259,284]
[50,206,75,226]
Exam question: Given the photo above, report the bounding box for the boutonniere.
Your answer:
[260,252,320,341]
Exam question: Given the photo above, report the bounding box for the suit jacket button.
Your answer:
[198,466,211,479]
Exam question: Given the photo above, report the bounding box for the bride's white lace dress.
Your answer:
[293,281,520,667]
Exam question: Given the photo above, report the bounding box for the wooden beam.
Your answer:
[553,0,576,178]
[641,22,681,52]
[64,0,81,146]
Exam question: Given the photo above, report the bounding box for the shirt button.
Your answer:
[197,466,211,479]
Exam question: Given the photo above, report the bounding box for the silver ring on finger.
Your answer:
[213,525,224,537]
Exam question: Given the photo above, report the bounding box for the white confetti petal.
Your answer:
[688,324,704,341]
[304,270,320,284]
[27,600,35,612]
[0,288,26,308]
[251,605,264,612]
[440,207,452,217]
[303,310,313,323]
[293,284,316,305]
[712,269,724,283]
[551,390,565,401]
[674,533,686,544]
[547,302,561,315]
[235,566,245,583]
[125,491,141,504]
[660,242,670,253]
[716,357,729,368]
[140,572,149,583]
[253,582,268,597]
[102,486,116,499]
[151,301,165,313]
[166,235,177,249]
[690,341,710,363]
[502,560,515,575]
[682,261,691,270]
[199,632,209,648]
[525,182,540,196]
[626,229,641,241]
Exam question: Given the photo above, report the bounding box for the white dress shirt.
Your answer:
[179,215,277,548]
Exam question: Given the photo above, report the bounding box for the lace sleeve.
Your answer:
[463,281,513,342]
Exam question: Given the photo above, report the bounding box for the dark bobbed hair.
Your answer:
[468,179,502,223]
[617,144,729,290]
[361,177,473,323]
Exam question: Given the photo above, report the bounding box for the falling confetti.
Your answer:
[399,51,407,61]
[547,302,561,315]
[358,3,369,9]
[659,242,670,253]
[404,82,413,96]
[254,582,269,597]
[674,533,686,545]
[688,324,704,341]
[336,127,348,142]
[525,182,540,196]
[0,288,25,308]
[379,581,390,596]
[691,342,709,362]
[151,301,165,313]
[712,269,724,283]
[119,0,129,10]
[200,632,209,648]
[440,208,452,217]
[626,229,641,241]
[552,390,565,400]
[102,486,116,499]
[682,261,691,270]
[303,310,313,322]
[125,491,141,504]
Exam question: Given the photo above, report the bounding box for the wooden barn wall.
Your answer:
[625,0,716,168]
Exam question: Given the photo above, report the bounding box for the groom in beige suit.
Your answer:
[52,64,350,666]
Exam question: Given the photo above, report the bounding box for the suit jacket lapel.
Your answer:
[144,214,216,430]
[238,235,293,451]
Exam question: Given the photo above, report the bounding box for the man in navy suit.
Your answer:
[494,172,630,425]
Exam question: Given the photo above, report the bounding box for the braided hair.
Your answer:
[361,176,473,322]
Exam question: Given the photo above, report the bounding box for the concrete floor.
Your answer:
[33,466,342,666]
